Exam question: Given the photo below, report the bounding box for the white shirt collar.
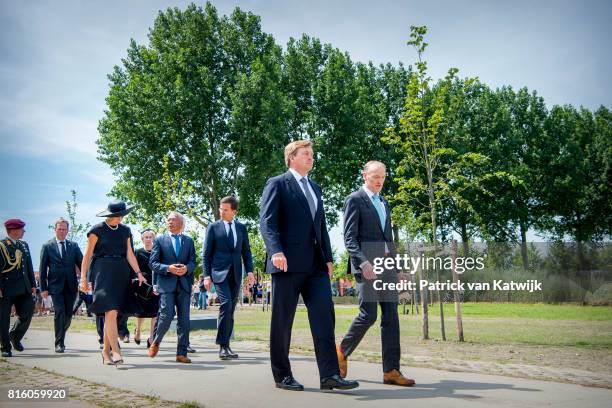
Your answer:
[289,167,308,184]
[55,238,66,244]
[362,185,377,199]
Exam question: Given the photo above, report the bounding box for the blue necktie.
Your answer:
[372,194,386,229]
[172,234,181,258]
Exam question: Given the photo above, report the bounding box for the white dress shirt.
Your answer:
[55,238,67,258]
[289,168,318,212]
[167,232,182,253]
[361,185,389,266]
[223,220,237,247]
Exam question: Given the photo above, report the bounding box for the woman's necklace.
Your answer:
[105,221,119,231]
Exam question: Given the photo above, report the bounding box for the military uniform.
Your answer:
[0,220,35,357]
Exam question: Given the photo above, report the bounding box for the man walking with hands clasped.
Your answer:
[149,212,197,363]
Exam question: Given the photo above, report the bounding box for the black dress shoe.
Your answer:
[226,346,238,359]
[9,336,24,352]
[1,350,12,358]
[219,346,230,360]
[55,345,65,353]
[320,374,359,390]
[275,375,304,391]
[186,345,196,353]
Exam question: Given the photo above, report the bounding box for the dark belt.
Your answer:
[97,255,124,258]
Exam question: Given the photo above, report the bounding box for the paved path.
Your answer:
[5,330,611,408]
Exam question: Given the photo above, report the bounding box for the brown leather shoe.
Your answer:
[336,344,347,378]
[176,355,192,363]
[383,369,415,386]
[148,342,159,358]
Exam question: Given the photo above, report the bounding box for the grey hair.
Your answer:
[363,160,386,173]
[167,211,185,228]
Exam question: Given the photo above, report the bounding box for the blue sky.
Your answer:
[1,0,611,265]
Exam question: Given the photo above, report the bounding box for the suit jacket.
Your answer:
[39,239,83,295]
[259,170,333,274]
[344,188,396,275]
[0,238,35,296]
[149,233,196,294]
[202,220,253,284]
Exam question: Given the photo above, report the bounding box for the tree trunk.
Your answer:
[393,225,400,245]
[451,240,464,342]
[520,222,529,271]
[460,221,470,256]
[418,249,429,340]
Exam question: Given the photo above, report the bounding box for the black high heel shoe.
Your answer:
[146,338,151,349]
[101,353,115,366]
[134,337,141,345]
[111,352,124,365]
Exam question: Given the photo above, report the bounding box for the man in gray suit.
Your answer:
[337,161,415,386]
[39,217,83,353]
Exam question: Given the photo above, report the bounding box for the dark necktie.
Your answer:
[299,178,316,219]
[227,222,235,248]
[60,241,66,259]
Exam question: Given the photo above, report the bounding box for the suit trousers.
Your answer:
[50,286,77,347]
[118,313,129,338]
[154,289,190,356]
[270,270,339,382]
[340,273,400,373]
[0,291,34,352]
[215,270,239,346]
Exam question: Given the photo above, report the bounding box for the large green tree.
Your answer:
[98,3,289,226]
[282,35,409,224]
[537,106,612,260]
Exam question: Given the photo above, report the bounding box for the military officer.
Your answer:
[0,219,36,357]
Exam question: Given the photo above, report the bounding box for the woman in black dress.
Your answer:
[80,201,146,365]
[133,229,159,347]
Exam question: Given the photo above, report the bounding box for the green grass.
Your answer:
[422,302,612,320]
[29,302,612,350]
[225,304,612,348]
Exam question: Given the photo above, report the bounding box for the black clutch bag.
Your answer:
[131,278,153,301]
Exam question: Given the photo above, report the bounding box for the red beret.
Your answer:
[4,219,25,229]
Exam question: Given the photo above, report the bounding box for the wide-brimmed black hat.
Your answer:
[96,200,135,217]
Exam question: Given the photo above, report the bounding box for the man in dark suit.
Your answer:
[0,219,36,358]
[39,217,84,353]
[149,211,197,363]
[337,161,415,386]
[203,195,255,360]
[259,140,359,391]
